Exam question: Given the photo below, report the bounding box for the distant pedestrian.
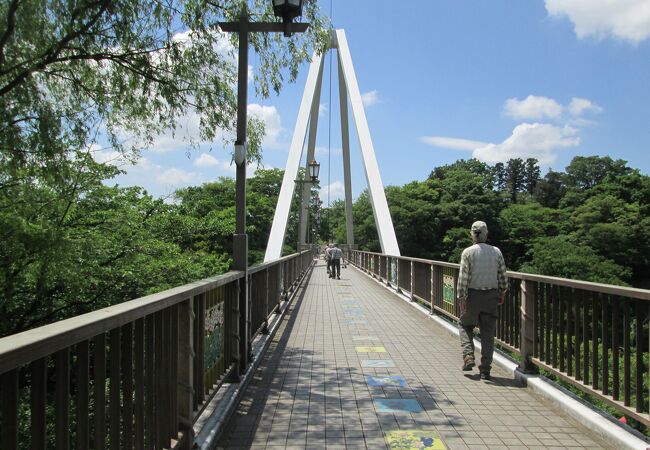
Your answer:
[325,243,333,276]
[457,221,507,380]
[327,243,344,279]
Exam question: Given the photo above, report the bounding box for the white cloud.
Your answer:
[319,103,328,116]
[545,0,650,44]
[194,153,221,168]
[473,123,580,165]
[194,153,225,167]
[248,104,283,150]
[504,95,563,120]
[419,136,488,151]
[568,97,603,116]
[361,90,380,107]
[155,168,199,185]
[194,153,263,178]
[320,180,345,202]
[315,145,342,157]
[423,124,580,165]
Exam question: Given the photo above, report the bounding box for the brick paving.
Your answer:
[217,260,612,449]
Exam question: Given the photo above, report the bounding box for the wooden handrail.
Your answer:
[351,250,650,301]
[0,271,244,374]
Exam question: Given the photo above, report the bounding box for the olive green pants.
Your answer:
[459,289,499,372]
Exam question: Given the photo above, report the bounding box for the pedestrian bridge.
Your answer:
[1,250,649,449]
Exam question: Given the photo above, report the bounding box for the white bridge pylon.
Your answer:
[264,29,401,261]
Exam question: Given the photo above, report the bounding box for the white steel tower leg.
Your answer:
[264,52,324,261]
[334,29,400,256]
[265,29,401,261]
[338,54,354,247]
[299,59,324,247]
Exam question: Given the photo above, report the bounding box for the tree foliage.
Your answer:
[0,0,329,336]
[323,156,650,289]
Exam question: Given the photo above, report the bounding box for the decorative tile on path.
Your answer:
[355,346,386,353]
[385,430,447,450]
[361,359,396,368]
[374,398,423,413]
[366,375,407,387]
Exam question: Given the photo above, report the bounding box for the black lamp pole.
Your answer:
[219,4,308,380]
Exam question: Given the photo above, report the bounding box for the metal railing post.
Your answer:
[396,258,400,293]
[227,280,241,381]
[519,279,537,373]
[386,256,392,286]
[177,298,195,449]
[409,260,415,302]
[430,263,435,315]
[262,269,270,334]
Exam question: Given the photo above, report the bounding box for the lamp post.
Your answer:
[312,193,322,246]
[296,159,320,251]
[219,1,308,380]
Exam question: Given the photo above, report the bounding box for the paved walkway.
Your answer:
[217,260,612,449]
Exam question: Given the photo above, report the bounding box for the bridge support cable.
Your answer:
[264,29,400,261]
[298,58,325,247]
[264,52,324,261]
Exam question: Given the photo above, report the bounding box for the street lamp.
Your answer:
[272,0,304,36]
[307,159,320,182]
[296,159,319,251]
[219,3,308,380]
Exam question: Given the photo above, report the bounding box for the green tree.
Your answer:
[350,191,380,252]
[0,0,329,335]
[492,162,507,192]
[428,159,504,260]
[533,169,566,208]
[523,158,541,194]
[0,0,328,169]
[521,235,630,286]
[385,181,440,260]
[506,157,525,203]
[498,202,567,269]
[564,156,630,190]
[172,169,286,264]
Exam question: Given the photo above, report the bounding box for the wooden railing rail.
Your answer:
[0,250,314,450]
[349,249,650,427]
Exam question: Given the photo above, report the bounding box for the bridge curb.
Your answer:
[350,264,650,450]
[193,261,316,449]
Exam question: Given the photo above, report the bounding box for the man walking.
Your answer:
[327,243,343,279]
[457,221,507,380]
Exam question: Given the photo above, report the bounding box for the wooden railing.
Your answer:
[0,250,314,450]
[349,249,650,426]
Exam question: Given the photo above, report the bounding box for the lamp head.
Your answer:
[234,142,247,166]
[272,0,304,23]
[307,159,320,182]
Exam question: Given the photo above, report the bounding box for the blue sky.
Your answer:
[98,0,650,203]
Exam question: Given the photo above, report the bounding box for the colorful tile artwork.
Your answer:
[384,430,447,449]
[356,346,387,353]
[366,375,407,387]
[374,398,423,413]
[361,359,396,368]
